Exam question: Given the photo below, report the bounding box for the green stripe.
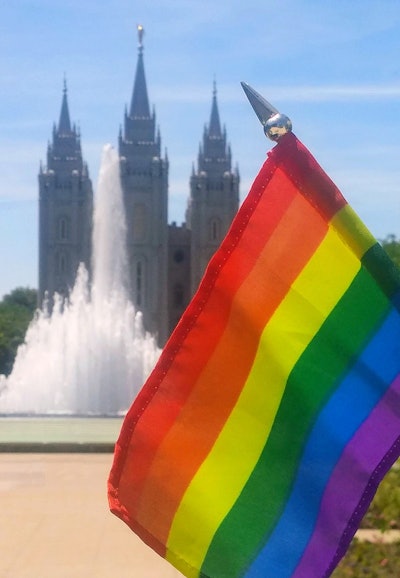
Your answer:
[330,204,376,259]
[200,267,390,578]
[362,243,400,309]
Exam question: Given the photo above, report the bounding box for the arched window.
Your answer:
[209,217,221,242]
[58,216,70,241]
[55,251,69,275]
[173,249,184,264]
[133,204,147,241]
[135,260,145,308]
[174,283,184,307]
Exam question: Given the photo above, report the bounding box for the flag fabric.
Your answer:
[108,131,400,578]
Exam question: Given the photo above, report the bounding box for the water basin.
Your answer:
[0,416,124,452]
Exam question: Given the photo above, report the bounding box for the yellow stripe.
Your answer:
[331,204,376,259]
[166,227,361,576]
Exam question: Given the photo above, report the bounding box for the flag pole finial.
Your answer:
[241,82,292,142]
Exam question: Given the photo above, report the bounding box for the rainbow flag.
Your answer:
[108,132,400,578]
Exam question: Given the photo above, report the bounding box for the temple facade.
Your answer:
[39,31,239,345]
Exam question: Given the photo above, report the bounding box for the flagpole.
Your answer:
[241,81,292,142]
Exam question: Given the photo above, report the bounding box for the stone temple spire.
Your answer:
[119,25,169,345]
[39,82,93,307]
[195,82,230,174]
[208,80,222,138]
[58,78,72,134]
[130,25,151,119]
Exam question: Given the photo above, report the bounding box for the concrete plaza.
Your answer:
[0,453,183,578]
[1,450,398,577]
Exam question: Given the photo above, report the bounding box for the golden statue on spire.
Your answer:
[137,24,144,48]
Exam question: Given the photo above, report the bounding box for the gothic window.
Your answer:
[58,216,70,241]
[60,254,66,273]
[133,204,147,241]
[209,217,221,242]
[173,249,184,263]
[174,283,184,307]
[55,251,69,275]
[135,260,145,307]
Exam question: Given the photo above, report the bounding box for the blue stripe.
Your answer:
[244,306,400,578]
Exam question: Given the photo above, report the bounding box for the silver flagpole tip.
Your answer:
[241,82,292,142]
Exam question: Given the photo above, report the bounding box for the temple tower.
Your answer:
[119,26,169,345]
[38,81,93,304]
[186,83,240,294]
[38,30,240,345]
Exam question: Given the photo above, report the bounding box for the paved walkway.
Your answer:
[1,453,399,578]
[356,529,400,543]
[0,454,183,578]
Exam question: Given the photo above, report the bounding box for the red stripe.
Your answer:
[272,133,347,220]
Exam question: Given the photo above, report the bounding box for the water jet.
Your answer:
[0,146,160,416]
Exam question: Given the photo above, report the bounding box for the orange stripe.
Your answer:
[134,185,328,547]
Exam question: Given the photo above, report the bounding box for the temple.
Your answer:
[39,28,239,344]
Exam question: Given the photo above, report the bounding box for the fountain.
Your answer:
[0,145,160,416]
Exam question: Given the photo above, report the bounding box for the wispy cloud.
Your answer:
[155,83,400,104]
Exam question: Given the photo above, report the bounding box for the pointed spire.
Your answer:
[129,25,151,118]
[58,77,72,134]
[209,80,222,138]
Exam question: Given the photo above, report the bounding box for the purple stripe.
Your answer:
[293,373,400,578]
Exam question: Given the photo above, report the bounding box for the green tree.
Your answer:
[380,234,400,268]
[0,287,37,376]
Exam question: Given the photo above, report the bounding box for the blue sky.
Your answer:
[1,0,400,298]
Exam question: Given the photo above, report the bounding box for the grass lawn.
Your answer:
[332,541,400,577]
[332,461,399,577]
